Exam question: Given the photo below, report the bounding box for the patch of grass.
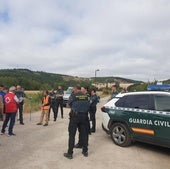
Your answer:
[23,91,43,114]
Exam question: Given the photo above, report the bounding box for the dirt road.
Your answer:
[0,97,169,169]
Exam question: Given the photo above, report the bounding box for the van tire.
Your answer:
[111,123,131,147]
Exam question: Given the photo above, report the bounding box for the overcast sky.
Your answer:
[0,0,170,82]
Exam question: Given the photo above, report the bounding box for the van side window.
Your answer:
[154,95,170,112]
[116,95,150,110]
[115,96,127,107]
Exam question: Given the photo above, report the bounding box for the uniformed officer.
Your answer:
[110,84,118,100]
[64,85,90,159]
[74,86,91,149]
[89,88,99,133]
[49,89,57,121]
[55,85,64,119]
[15,85,26,125]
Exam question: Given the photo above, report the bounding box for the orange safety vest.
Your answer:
[41,95,50,110]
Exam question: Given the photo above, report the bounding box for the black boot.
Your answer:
[82,151,88,157]
[63,153,73,159]
[74,143,82,148]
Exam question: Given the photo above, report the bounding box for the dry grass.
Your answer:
[25,90,40,94]
[23,91,42,114]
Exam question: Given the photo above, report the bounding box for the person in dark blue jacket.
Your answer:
[89,88,99,133]
[0,84,6,121]
[15,85,26,125]
[55,85,64,119]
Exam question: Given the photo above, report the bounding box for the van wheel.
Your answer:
[111,123,131,147]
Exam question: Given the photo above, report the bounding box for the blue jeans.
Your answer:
[1,112,17,134]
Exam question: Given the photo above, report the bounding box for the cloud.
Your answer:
[0,0,170,81]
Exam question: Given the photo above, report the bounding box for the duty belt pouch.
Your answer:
[69,110,78,117]
[72,111,78,117]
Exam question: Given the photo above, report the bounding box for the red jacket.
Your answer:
[5,92,18,113]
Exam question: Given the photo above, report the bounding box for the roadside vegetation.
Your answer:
[23,91,43,114]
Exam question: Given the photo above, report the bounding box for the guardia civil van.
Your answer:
[63,87,73,107]
[101,91,170,148]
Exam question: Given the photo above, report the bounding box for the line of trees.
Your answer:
[0,76,93,90]
[0,69,92,90]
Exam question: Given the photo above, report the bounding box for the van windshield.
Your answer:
[66,88,73,94]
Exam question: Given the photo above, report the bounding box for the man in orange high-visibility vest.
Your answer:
[37,90,51,126]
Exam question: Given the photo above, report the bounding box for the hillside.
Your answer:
[163,79,170,84]
[0,68,142,90]
[95,76,141,84]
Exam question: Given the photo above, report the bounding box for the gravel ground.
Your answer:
[0,97,169,169]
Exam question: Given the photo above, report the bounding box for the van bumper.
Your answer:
[102,123,110,135]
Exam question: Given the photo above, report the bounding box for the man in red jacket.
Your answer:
[1,86,19,136]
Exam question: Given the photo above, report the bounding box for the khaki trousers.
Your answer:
[40,109,49,124]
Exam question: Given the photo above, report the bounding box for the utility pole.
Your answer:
[95,69,100,87]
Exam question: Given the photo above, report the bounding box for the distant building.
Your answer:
[92,82,134,89]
